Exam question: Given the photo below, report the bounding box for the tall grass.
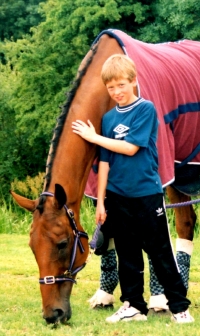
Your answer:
[0,172,200,237]
[1,192,200,237]
[0,197,32,234]
[0,194,96,236]
[0,174,96,236]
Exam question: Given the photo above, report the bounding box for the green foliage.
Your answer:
[0,62,23,195]
[1,0,151,191]
[0,172,45,234]
[0,0,200,196]
[138,0,200,42]
[80,196,96,235]
[11,172,45,199]
[0,189,96,236]
[0,198,32,234]
[0,0,46,41]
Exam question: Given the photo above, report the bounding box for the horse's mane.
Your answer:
[44,42,99,190]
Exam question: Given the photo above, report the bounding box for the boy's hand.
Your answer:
[96,203,107,225]
[72,119,97,143]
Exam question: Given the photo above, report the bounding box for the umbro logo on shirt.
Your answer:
[114,124,130,138]
[156,207,164,216]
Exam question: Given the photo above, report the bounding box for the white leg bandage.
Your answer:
[176,238,193,290]
[88,289,115,308]
[148,294,169,311]
[176,238,193,256]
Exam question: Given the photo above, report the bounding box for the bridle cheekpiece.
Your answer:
[38,191,88,285]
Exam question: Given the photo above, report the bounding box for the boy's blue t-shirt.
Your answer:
[100,97,163,197]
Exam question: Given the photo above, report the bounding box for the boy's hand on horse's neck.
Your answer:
[72,119,139,156]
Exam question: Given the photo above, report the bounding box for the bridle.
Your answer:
[38,191,88,285]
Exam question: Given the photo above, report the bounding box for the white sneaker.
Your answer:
[106,301,147,323]
[171,309,194,323]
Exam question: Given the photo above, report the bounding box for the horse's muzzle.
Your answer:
[43,307,71,324]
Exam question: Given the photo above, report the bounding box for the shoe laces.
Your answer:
[115,301,130,315]
[175,310,189,319]
[180,312,187,318]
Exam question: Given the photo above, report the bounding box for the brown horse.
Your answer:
[11,29,200,323]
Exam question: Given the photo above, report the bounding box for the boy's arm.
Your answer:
[96,161,109,225]
[72,120,139,156]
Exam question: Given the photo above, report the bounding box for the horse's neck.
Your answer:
[44,34,138,204]
[46,88,111,205]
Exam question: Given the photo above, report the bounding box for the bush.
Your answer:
[11,172,45,199]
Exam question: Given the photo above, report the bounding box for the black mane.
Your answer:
[45,42,99,190]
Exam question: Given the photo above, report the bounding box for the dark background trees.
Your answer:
[0,0,199,197]
[0,0,46,41]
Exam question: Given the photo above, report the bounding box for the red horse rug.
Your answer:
[85,29,200,198]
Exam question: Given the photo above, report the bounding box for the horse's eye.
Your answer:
[57,240,68,250]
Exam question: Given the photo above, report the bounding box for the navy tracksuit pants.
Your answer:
[102,190,190,315]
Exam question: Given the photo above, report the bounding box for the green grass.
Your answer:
[1,194,200,238]
[0,196,96,236]
[0,195,200,335]
[0,197,32,235]
[0,234,200,336]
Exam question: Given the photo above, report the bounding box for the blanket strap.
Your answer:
[176,143,200,168]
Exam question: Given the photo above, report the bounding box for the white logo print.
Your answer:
[114,124,129,138]
[156,207,164,216]
[114,124,129,133]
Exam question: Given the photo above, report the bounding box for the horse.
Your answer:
[10,29,200,323]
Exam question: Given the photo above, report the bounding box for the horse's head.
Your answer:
[10,183,89,324]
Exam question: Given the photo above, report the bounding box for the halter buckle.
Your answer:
[64,270,72,277]
[67,209,74,219]
[44,276,55,284]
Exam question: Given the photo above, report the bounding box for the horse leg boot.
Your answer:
[166,185,195,289]
[88,239,119,308]
[148,238,193,313]
[176,238,193,290]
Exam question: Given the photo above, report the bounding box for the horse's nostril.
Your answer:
[44,309,64,324]
[54,309,64,319]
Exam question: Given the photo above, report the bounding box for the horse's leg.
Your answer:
[167,185,195,289]
[148,185,196,312]
[167,185,196,240]
[88,239,118,308]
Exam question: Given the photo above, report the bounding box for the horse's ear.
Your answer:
[54,184,67,210]
[10,190,37,212]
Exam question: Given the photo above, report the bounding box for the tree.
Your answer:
[1,0,200,195]
[3,0,154,147]
[0,61,47,197]
[0,0,46,41]
[138,0,200,42]
[0,0,155,192]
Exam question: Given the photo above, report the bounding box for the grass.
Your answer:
[0,196,95,236]
[0,198,32,235]
[0,194,200,335]
[0,234,200,336]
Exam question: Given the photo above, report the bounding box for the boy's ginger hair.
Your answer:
[101,54,137,85]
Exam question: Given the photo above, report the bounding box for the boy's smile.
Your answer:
[106,78,137,106]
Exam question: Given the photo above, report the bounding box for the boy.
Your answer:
[72,54,194,323]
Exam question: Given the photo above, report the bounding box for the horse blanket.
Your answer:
[85,29,200,199]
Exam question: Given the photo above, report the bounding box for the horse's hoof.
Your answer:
[148,308,170,317]
[93,304,114,310]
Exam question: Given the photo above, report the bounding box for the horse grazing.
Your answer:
[11,29,200,323]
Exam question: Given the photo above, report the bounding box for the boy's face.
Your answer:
[106,77,137,106]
